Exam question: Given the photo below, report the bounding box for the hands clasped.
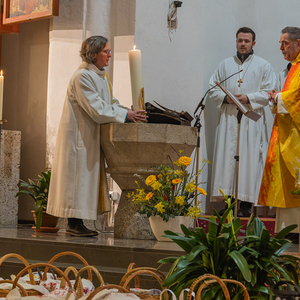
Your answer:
[268,89,278,104]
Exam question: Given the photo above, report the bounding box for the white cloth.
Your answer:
[208,54,276,205]
[47,62,128,220]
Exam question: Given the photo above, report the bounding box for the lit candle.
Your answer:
[0,71,3,121]
[128,45,144,111]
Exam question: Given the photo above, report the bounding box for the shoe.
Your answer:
[66,223,98,237]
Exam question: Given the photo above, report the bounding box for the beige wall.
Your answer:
[1,19,49,221]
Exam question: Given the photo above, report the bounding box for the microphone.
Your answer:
[194,69,243,116]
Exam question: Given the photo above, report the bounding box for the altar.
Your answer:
[100,123,197,239]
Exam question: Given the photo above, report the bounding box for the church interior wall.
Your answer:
[134,0,300,214]
[1,0,300,222]
[1,19,50,221]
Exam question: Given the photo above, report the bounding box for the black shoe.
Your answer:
[66,223,98,237]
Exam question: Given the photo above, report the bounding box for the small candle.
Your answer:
[128,45,144,111]
[0,71,3,121]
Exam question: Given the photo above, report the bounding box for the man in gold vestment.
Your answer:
[258,27,300,232]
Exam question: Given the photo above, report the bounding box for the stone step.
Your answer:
[0,227,184,288]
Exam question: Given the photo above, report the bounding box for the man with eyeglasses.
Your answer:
[258,26,300,234]
[47,36,147,237]
[207,27,276,217]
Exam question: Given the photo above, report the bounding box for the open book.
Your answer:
[215,81,261,122]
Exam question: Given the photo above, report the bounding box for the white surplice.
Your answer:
[208,54,276,205]
[47,62,128,220]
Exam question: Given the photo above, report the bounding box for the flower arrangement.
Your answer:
[128,152,209,222]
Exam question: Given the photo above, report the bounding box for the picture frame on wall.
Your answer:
[2,0,59,25]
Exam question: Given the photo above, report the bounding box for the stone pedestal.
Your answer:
[100,123,197,239]
[0,130,21,227]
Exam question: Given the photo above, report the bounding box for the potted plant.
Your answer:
[128,152,209,241]
[16,171,58,231]
[158,190,300,299]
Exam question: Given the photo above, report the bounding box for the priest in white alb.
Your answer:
[208,27,276,216]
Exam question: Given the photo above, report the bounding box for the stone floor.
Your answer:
[0,224,298,255]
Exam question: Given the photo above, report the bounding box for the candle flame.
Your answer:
[133,45,136,50]
[0,71,2,76]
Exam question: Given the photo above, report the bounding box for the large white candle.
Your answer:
[0,71,3,121]
[128,45,144,111]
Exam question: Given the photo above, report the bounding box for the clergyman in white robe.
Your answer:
[208,53,276,206]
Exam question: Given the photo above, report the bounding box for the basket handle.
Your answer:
[60,266,84,298]
[120,269,164,290]
[0,253,35,285]
[0,279,28,297]
[186,274,230,300]
[12,262,74,299]
[222,279,250,300]
[86,285,130,300]
[73,265,105,291]
[127,263,140,288]
[43,251,92,281]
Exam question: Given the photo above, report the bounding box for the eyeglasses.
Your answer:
[101,49,111,55]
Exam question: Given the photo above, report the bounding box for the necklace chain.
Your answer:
[238,55,255,87]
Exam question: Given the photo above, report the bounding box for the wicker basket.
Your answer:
[86,285,131,300]
[71,265,105,298]
[42,251,92,281]
[0,280,28,297]
[0,253,41,296]
[186,274,250,300]
[120,266,165,300]
[12,263,75,300]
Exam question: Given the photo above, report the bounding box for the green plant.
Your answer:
[128,153,209,222]
[159,190,300,299]
[16,171,51,230]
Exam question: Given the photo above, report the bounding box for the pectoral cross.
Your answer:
[238,79,243,87]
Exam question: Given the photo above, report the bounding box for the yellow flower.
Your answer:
[187,206,202,219]
[157,174,163,179]
[145,175,156,186]
[175,170,183,175]
[186,181,196,193]
[175,196,185,205]
[196,187,207,195]
[155,202,165,213]
[145,192,153,201]
[172,178,182,185]
[152,181,162,190]
[178,156,192,166]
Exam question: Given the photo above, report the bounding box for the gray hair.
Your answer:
[281,27,300,42]
[80,36,108,64]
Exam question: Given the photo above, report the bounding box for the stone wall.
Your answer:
[0,130,21,227]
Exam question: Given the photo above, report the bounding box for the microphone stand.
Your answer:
[192,70,243,230]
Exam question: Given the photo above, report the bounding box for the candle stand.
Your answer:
[100,123,197,239]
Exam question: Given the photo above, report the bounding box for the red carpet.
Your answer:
[196,215,276,236]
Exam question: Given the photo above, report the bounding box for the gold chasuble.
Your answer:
[258,53,300,208]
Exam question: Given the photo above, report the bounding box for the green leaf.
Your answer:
[229,250,251,282]
[158,257,179,264]
[276,224,298,239]
[187,244,208,262]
